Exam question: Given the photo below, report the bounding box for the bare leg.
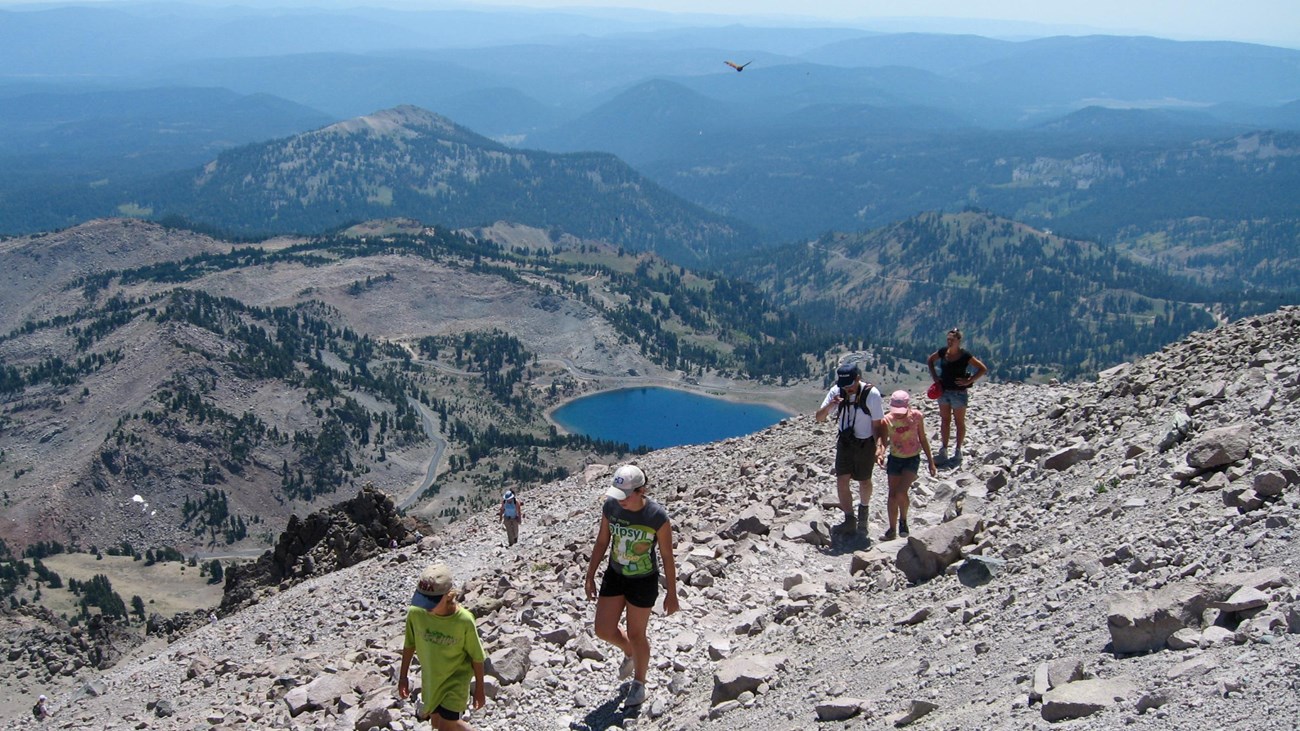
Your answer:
[835,473,853,518]
[953,407,967,451]
[593,596,632,657]
[886,472,907,530]
[623,604,653,682]
[896,472,914,523]
[938,403,953,450]
[856,478,872,514]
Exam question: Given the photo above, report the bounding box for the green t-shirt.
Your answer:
[404,605,485,713]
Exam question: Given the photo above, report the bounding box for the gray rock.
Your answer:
[353,699,392,731]
[1167,655,1219,679]
[284,672,356,717]
[787,582,826,602]
[711,653,781,705]
[1106,581,1228,653]
[1166,628,1201,650]
[815,698,865,721]
[1186,423,1252,469]
[1043,444,1098,471]
[1031,657,1087,701]
[1158,411,1194,452]
[485,644,530,685]
[1214,586,1269,613]
[1040,678,1138,722]
[1065,554,1102,581]
[732,504,775,536]
[891,699,939,727]
[957,555,1004,587]
[1253,470,1289,498]
[895,514,984,584]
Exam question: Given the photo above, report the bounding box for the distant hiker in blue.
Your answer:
[585,464,679,709]
[498,490,524,546]
[927,328,988,465]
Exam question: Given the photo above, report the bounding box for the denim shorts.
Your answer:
[937,389,969,409]
[886,454,921,476]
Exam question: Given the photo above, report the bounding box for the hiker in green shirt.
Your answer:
[398,563,486,730]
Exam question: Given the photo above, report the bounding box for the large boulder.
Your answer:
[711,653,782,705]
[1041,678,1138,722]
[1106,581,1232,653]
[895,514,984,584]
[284,672,360,717]
[1042,444,1098,471]
[1185,423,1251,470]
[732,504,775,536]
[485,644,531,686]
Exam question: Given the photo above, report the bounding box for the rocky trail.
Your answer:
[4,307,1299,730]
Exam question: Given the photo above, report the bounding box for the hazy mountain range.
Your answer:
[1,1,1299,555]
[3,3,1300,246]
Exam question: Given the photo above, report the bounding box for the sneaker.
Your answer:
[881,528,897,541]
[624,680,647,707]
[618,654,635,680]
[952,447,963,462]
[898,520,909,537]
[936,447,948,464]
[833,515,857,535]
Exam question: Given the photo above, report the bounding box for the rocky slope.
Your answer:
[3,307,1299,730]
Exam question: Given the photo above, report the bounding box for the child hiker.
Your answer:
[398,563,486,730]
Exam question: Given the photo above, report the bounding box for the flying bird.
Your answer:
[724,60,752,72]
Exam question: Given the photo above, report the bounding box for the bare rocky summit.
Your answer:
[3,307,1299,730]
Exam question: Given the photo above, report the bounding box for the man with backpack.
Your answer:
[814,362,884,535]
[498,490,524,546]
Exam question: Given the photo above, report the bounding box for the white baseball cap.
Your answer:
[606,464,646,500]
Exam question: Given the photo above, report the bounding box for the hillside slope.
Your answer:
[742,210,1221,379]
[0,218,827,556]
[5,306,1297,729]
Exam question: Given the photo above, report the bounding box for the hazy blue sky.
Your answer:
[459,0,1300,46]
[1,0,1295,46]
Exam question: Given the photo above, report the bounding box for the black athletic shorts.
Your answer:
[835,432,877,481]
[598,569,660,609]
[434,706,461,721]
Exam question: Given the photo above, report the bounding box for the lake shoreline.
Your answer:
[543,378,809,433]
[544,380,809,449]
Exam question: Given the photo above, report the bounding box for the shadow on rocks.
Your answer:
[823,528,873,556]
[570,688,643,730]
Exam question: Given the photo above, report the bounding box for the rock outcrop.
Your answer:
[218,485,425,615]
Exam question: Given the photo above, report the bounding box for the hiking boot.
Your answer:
[881,527,897,541]
[833,515,857,535]
[952,447,963,462]
[856,504,869,527]
[898,520,909,537]
[618,654,635,680]
[936,447,948,465]
[624,680,647,707]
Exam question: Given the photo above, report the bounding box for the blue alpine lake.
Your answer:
[550,387,789,450]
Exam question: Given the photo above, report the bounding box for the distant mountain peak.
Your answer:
[318,105,498,147]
